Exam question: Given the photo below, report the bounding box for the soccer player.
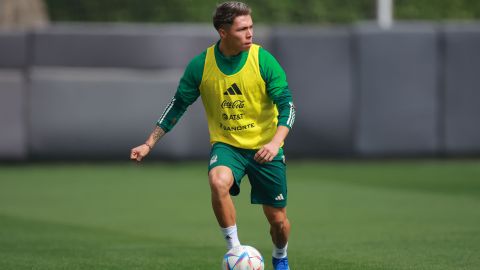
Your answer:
[130,2,295,269]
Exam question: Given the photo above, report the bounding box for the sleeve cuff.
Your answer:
[156,122,169,133]
[277,123,292,130]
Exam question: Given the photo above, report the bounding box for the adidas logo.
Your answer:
[274,194,285,201]
[210,154,218,165]
[223,83,243,95]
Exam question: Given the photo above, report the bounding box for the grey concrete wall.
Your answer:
[29,68,210,160]
[31,24,272,69]
[0,31,28,68]
[32,24,217,69]
[354,23,440,156]
[1,23,480,160]
[0,31,28,160]
[0,70,27,160]
[272,26,354,157]
[443,23,480,155]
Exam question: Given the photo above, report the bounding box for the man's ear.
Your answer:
[218,27,227,39]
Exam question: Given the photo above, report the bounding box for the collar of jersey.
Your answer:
[214,40,249,75]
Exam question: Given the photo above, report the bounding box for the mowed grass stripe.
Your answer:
[288,160,480,197]
[0,214,223,270]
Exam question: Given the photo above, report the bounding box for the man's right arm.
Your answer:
[130,125,165,161]
[157,51,206,132]
[130,51,206,161]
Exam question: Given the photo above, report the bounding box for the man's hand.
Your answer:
[254,126,290,164]
[254,141,281,164]
[130,144,151,162]
[131,126,165,162]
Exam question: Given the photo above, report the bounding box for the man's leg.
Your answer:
[209,165,240,249]
[263,205,291,269]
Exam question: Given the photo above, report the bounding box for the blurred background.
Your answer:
[1,0,480,161]
[1,2,480,270]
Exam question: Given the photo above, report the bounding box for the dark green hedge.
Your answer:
[45,0,480,23]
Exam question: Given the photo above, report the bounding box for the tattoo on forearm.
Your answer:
[152,126,165,143]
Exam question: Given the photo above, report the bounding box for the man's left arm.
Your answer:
[254,48,296,163]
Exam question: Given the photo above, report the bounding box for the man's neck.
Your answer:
[219,40,241,57]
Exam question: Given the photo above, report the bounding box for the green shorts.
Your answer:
[208,142,287,208]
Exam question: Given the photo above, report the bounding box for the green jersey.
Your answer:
[156,41,295,142]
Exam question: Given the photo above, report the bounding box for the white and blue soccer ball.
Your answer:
[222,245,264,270]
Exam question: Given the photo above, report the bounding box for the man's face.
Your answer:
[220,15,253,53]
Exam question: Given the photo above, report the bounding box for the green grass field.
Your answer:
[1,160,479,270]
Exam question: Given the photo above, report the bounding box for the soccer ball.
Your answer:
[222,245,264,270]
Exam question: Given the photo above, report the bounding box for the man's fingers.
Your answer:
[255,148,265,156]
[254,148,265,161]
[255,148,271,163]
[130,150,137,160]
[131,149,144,162]
[255,146,278,163]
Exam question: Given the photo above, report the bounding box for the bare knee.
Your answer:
[209,167,234,197]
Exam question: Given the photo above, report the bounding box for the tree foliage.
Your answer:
[45,0,480,24]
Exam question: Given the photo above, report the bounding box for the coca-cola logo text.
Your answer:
[221,100,245,109]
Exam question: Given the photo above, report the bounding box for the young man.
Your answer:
[130,2,295,269]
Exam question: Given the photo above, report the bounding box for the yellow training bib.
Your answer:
[199,44,278,150]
